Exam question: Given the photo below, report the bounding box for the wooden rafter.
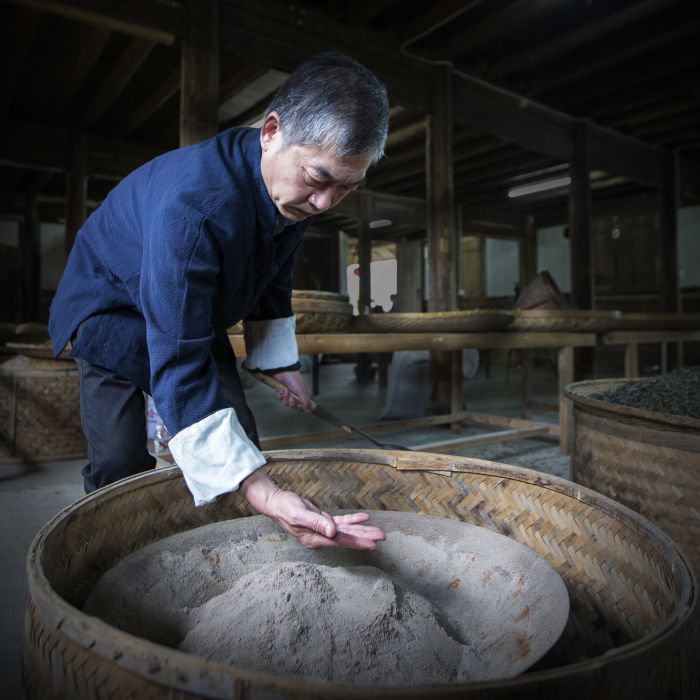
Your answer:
[220,0,684,191]
[481,0,678,81]
[79,37,156,128]
[0,6,42,115]
[6,0,182,45]
[50,25,111,121]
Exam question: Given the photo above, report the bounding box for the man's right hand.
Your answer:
[239,470,385,550]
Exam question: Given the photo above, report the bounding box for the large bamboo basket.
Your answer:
[351,309,514,333]
[229,291,353,334]
[509,309,700,332]
[0,355,85,462]
[23,449,698,699]
[565,378,700,616]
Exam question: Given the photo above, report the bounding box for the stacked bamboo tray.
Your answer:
[566,378,700,628]
[0,354,85,462]
[23,449,698,698]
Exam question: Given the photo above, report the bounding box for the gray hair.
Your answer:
[265,52,390,164]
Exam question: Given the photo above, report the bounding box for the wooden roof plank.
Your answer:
[49,24,111,121]
[79,37,156,128]
[0,6,42,115]
[483,0,679,80]
[6,0,182,44]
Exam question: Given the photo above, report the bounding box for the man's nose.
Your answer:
[309,188,337,212]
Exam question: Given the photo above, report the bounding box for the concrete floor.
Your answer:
[0,360,567,698]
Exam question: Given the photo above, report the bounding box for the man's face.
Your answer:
[260,113,372,221]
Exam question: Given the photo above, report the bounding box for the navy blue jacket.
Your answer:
[49,127,309,435]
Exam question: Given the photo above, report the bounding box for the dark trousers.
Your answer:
[76,348,259,494]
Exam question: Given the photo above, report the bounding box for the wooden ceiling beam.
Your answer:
[79,37,156,128]
[6,0,183,45]
[221,0,671,187]
[482,0,677,81]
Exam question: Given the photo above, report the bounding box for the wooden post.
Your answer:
[396,238,423,312]
[569,120,593,310]
[450,349,462,432]
[21,192,41,321]
[65,131,87,254]
[569,120,594,379]
[660,151,681,367]
[356,191,373,384]
[180,0,220,146]
[427,65,456,410]
[519,215,537,292]
[521,348,533,419]
[558,346,574,456]
[357,191,372,315]
[624,343,640,379]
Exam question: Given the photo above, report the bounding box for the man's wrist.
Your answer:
[239,470,282,516]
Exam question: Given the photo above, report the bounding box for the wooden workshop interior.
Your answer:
[1,1,699,698]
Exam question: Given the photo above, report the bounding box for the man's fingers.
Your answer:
[333,512,371,525]
[293,508,336,539]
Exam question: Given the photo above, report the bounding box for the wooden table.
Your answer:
[600,329,700,377]
[230,331,596,455]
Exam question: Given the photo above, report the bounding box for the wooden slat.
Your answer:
[460,411,559,436]
[601,330,700,344]
[412,427,551,454]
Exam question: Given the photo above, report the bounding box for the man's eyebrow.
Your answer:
[310,165,366,188]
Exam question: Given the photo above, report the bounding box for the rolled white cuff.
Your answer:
[168,407,266,507]
[243,315,298,370]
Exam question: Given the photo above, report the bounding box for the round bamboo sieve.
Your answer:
[23,449,698,698]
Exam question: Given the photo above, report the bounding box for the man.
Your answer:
[49,52,389,551]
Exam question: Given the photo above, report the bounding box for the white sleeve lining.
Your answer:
[168,407,266,507]
[243,315,298,370]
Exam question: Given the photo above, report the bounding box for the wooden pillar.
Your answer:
[21,192,41,321]
[356,192,373,384]
[660,151,681,367]
[569,120,594,379]
[426,65,456,410]
[180,0,220,146]
[426,65,456,312]
[357,191,372,315]
[396,238,423,312]
[65,131,87,254]
[519,215,537,292]
[568,120,593,310]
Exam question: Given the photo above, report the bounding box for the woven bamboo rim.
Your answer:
[295,311,351,333]
[292,298,353,315]
[292,290,350,302]
[510,310,700,332]
[508,309,625,332]
[4,341,72,361]
[1,354,76,376]
[23,449,698,698]
[351,309,514,333]
[565,378,700,432]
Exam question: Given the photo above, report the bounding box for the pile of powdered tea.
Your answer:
[179,560,475,686]
[590,366,700,418]
[84,514,568,687]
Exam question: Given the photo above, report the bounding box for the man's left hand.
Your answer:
[270,369,311,412]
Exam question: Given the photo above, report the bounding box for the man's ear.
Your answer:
[260,112,282,152]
